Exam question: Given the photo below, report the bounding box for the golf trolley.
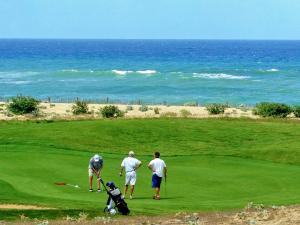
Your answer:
[99,178,130,215]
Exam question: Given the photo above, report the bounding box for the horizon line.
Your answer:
[1,37,300,41]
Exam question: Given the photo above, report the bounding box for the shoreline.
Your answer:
[0,101,259,120]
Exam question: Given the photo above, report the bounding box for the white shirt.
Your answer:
[148,158,166,177]
[121,157,141,173]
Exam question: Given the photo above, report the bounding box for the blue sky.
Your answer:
[1,0,300,39]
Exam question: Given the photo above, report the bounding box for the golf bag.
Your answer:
[100,179,130,215]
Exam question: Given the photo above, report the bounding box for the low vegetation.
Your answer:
[139,105,148,112]
[100,105,123,118]
[253,102,292,118]
[160,112,177,117]
[72,100,89,115]
[126,105,133,111]
[206,103,228,115]
[183,101,198,106]
[294,106,300,118]
[7,96,40,115]
[154,107,160,114]
[180,109,192,117]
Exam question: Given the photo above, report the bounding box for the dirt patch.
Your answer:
[6,204,300,225]
[0,204,53,210]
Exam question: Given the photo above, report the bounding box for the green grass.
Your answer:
[0,118,300,220]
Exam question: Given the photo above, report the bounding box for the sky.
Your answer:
[0,0,300,39]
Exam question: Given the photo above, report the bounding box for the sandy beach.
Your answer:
[0,101,259,120]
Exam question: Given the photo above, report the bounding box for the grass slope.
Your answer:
[0,118,300,219]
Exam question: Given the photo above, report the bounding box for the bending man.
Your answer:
[88,154,103,192]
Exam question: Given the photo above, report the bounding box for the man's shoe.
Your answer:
[129,195,133,200]
[89,189,93,192]
[97,189,102,192]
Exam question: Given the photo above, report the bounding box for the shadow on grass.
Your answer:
[132,196,183,200]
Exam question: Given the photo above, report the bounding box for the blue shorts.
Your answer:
[152,174,162,188]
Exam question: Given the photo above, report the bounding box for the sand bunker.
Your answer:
[0,204,53,210]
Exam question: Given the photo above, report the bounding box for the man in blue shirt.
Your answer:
[89,154,103,192]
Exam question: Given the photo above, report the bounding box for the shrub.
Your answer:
[139,105,148,112]
[154,107,160,114]
[100,105,124,118]
[293,106,300,118]
[72,100,89,115]
[8,96,40,115]
[206,103,227,115]
[39,105,47,110]
[126,105,133,111]
[180,109,192,117]
[253,102,292,118]
[160,112,177,117]
[183,101,198,106]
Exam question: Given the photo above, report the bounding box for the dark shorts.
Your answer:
[152,174,162,188]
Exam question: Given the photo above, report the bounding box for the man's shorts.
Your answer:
[125,171,137,186]
[152,174,162,188]
[88,168,100,177]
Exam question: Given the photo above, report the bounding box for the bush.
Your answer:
[184,102,198,106]
[206,103,227,115]
[180,109,192,117]
[160,112,177,117]
[126,105,133,111]
[72,100,89,115]
[139,105,148,112]
[293,106,300,118]
[100,105,124,118]
[253,102,292,118]
[154,107,160,114]
[8,96,40,115]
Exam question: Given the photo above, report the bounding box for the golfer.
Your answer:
[88,154,103,192]
[148,151,167,200]
[119,151,142,199]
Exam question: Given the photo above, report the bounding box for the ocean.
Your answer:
[0,39,300,105]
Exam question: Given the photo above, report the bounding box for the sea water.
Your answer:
[0,39,300,105]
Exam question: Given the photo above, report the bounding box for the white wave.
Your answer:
[136,70,157,74]
[14,81,31,84]
[192,73,250,80]
[0,71,39,78]
[61,69,79,72]
[266,68,279,72]
[1,80,32,85]
[111,70,133,75]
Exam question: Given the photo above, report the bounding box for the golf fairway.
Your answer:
[1,118,300,219]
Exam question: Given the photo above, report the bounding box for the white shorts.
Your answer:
[88,168,101,177]
[125,171,137,186]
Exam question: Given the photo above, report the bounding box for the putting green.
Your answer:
[0,118,300,218]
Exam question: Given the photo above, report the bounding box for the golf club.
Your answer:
[164,176,167,197]
[54,182,80,188]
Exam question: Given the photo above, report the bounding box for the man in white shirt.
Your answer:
[120,151,142,199]
[148,151,167,200]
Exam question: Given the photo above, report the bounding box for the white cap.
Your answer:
[128,151,135,157]
[94,154,100,162]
